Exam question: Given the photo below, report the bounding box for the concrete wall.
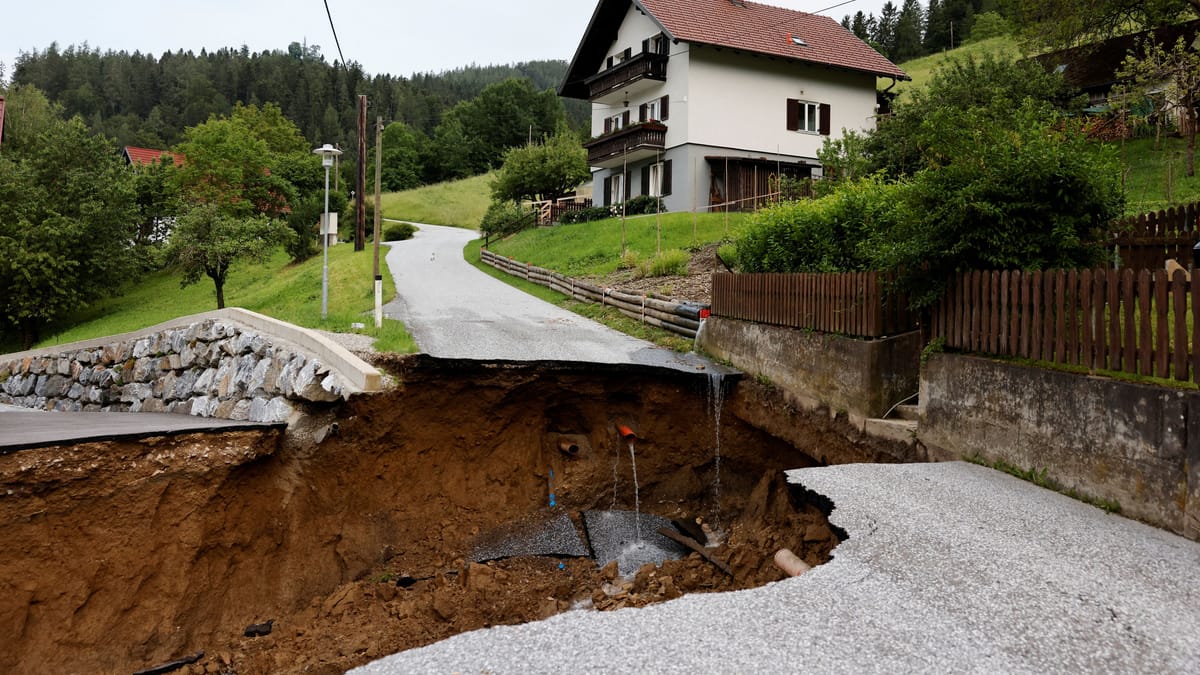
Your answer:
[697,317,922,420]
[0,309,383,424]
[920,353,1199,539]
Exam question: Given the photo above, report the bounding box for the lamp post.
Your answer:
[313,144,343,320]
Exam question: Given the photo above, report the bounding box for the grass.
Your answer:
[486,211,748,278]
[893,35,1022,100]
[35,244,417,354]
[378,173,493,228]
[1114,135,1200,215]
[463,238,694,352]
[966,455,1122,514]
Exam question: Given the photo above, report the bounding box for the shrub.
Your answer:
[619,249,642,270]
[560,205,612,224]
[480,201,536,238]
[623,195,664,215]
[383,221,416,241]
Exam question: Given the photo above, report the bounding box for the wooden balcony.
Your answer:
[583,122,667,169]
[585,52,668,101]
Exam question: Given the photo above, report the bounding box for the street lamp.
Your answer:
[313,143,343,320]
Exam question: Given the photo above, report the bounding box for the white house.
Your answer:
[560,0,908,212]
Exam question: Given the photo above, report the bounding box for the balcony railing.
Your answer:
[583,121,667,166]
[585,51,668,100]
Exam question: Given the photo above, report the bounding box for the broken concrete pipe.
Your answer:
[558,438,580,456]
[617,424,638,440]
[773,548,812,577]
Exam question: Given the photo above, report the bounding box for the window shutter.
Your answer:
[786,99,800,131]
[642,38,650,54]
[661,95,669,121]
[622,110,631,127]
[642,166,651,196]
[659,33,669,54]
[819,103,831,136]
[662,160,673,196]
[605,118,613,134]
[639,103,648,122]
[607,56,614,69]
[603,176,612,205]
[623,47,632,59]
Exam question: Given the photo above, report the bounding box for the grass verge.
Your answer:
[966,455,1122,514]
[379,173,492,228]
[1115,135,1200,215]
[464,239,694,352]
[34,245,417,354]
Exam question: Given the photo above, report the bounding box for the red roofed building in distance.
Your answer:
[560,0,908,212]
[121,146,185,167]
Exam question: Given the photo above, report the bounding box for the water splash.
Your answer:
[628,440,642,542]
[708,372,726,530]
[610,443,621,511]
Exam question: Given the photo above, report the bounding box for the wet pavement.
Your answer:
[383,224,717,372]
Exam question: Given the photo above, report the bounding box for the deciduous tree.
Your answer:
[1118,37,1200,176]
[490,131,589,204]
[167,203,291,309]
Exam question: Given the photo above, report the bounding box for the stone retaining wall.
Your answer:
[0,318,354,424]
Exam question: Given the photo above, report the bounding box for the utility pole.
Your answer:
[356,95,367,251]
[374,115,383,329]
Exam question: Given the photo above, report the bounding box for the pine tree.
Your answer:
[924,0,951,52]
[893,0,927,62]
[873,2,901,60]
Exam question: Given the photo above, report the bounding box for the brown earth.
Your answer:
[0,356,894,675]
[593,243,728,305]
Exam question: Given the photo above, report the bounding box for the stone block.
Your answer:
[141,398,167,413]
[36,375,71,398]
[230,399,253,421]
[132,337,152,359]
[250,396,294,424]
[120,383,154,404]
[67,382,85,400]
[56,358,71,376]
[133,357,157,383]
[193,368,217,396]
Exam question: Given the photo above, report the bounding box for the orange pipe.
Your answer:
[617,425,637,440]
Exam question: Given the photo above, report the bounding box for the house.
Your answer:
[560,0,908,212]
[121,146,185,167]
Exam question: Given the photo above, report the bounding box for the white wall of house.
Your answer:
[685,46,879,158]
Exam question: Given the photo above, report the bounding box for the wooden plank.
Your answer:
[1156,269,1170,379]
[1031,271,1043,361]
[656,528,734,577]
[981,270,992,353]
[1174,269,1189,381]
[1139,269,1153,376]
[955,271,966,349]
[999,270,1010,355]
[1094,269,1108,372]
[1020,271,1032,358]
[1193,273,1200,385]
[1043,271,1055,362]
[1055,270,1067,364]
[1107,269,1120,371]
[1123,270,1136,376]
[1067,270,1080,366]
[1081,269,1093,370]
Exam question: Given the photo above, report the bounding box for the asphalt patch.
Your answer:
[469,512,590,562]
[583,510,689,576]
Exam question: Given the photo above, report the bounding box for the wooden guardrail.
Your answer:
[479,249,705,339]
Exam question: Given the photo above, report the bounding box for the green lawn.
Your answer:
[485,211,748,278]
[379,173,493,228]
[1116,136,1200,215]
[893,35,1022,100]
[33,244,416,354]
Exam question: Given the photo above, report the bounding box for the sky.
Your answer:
[1,0,895,82]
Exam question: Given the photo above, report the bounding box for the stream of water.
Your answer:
[708,372,726,531]
[628,440,642,542]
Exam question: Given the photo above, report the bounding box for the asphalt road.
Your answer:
[382,224,713,371]
[0,408,284,452]
[353,461,1200,673]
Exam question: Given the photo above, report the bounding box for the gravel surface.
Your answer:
[382,224,714,372]
[352,461,1200,674]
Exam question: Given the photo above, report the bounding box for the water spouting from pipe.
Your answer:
[708,372,726,531]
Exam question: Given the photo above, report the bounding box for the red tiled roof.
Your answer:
[639,0,907,80]
[123,146,185,167]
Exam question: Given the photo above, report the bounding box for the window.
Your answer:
[638,95,670,122]
[603,110,631,134]
[786,99,831,136]
[641,160,672,197]
[649,34,667,55]
[605,172,625,205]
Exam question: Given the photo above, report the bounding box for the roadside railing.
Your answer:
[479,249,705,339]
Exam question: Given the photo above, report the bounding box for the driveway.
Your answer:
[383,223,710,370]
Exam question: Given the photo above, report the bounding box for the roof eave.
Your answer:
[685,40,909,81]
[559,0,677,99]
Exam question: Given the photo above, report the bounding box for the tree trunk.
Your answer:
[208,265,228,310]
[21,319,40,351]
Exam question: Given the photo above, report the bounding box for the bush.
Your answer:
[624,195,664,215]
[383,221,416,241]
[480,201,536,238]
[619,249,642,270]
[561,205,612,224]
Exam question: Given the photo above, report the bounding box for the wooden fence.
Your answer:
[710,272,916,339]
[1111,203,1200,270]
[932,268,1200,383]
[479,249,704,338]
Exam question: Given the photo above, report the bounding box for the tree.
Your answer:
[173,114,297,218]
[490,131,589,204]
[380,121,428,191]
[431,78,566,176]
[924,0,952,52]
[131,154,181,269]
[167,203,291,309]
[893,0,928,62]
[1017,0,1193,48]
[0,85,138,347]
[1118,37,1200,176]
[873,3,901,58]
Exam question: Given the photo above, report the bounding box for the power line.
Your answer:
[322,0,348,69]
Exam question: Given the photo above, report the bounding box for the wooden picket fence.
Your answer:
[1111,202,1200,270]
[931,268,1200,383]
[710,272,916,339]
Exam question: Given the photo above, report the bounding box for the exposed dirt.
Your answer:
[0,357,892,675]
[593,243,727,305]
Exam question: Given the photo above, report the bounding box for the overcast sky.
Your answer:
[1,0,894,82]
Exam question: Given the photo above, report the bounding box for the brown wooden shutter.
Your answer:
[662,160,672,196]
[622,110,631,127]
[661,95,669,120]
[603,176,612,205]
[641,165,651,196]
[639,103,648,122]
[786,99,800,131]
[605,118,613,134]
[642,38,650,54]
[623,47,632,59]
[819,103,831,136]
[607,56,614,69]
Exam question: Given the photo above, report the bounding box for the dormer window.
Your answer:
[790,34,807,46]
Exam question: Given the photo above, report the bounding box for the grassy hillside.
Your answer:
[892,35,1022,98]
[31,245,415,354]
[486,211,748,277]
[379,173,493,228]
[1118,136,1200,215]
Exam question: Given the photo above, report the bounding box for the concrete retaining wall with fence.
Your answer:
[696,316,922,420]
[0,309,383,424]
[919,352,1200,539]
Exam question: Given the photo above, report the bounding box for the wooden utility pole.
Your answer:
[374,115,383,328]
[356,95,367,251]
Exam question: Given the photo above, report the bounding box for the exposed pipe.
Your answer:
[558,439,580,456]
[773,548,811,577]
[617,425,637,440]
